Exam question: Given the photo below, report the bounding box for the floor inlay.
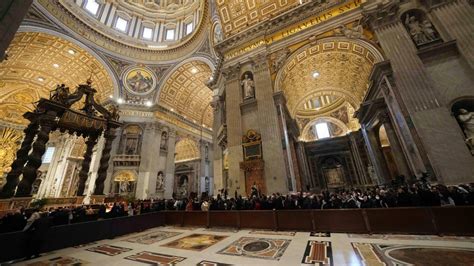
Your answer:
[197,260,233,266]
[218,237,291,260]
[348,233,474,241]
[301,241,332,265]
[352,243,474,266]
[249,230,296,236]
[73,242,97,248]
[161,233,228,251]
[124,230,181,245]
[26,256,88,265]
[85,244,132,256]
[125,251,185,265]
[310,232,331,237]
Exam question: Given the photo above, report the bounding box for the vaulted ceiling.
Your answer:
[0,32,114,126]
[159,60,213,129]
[276,39,379,141]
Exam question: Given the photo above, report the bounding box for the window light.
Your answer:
[186,23,193,35]
[42,147,55,163]
[142,27,153,40]
[165,29,175,40]
[85,0,100,15]
[115,17,128,32]
[315,122,330,139]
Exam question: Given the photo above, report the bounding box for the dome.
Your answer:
[36,0,208,62]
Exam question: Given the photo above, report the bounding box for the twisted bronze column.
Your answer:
[76,134,99,196]
[93,128,116,195]
[15,111,56,197]
[0,121,39,198]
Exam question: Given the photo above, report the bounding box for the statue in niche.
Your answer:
[204,144,209,160]
[156,171,164,190]
[241,72,255,99]
[178,175,188,198]
[160,131,168,150]
[457,109,474,150]
[404,12,439,46]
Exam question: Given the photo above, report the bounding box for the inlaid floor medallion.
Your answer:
[218,237,291,260]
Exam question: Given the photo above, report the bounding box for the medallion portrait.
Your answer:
[123,67,156,95]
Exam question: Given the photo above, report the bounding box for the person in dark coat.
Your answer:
[24,212,51,260]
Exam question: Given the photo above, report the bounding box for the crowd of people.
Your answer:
[1,181,473,235]
[158,182,474,211]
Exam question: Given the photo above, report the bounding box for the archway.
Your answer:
[157,58,215,128]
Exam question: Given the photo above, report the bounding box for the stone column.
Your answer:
[361,126,389,184]
[211,97,224,195]
[163,128,176,199]
[222,64,245,195]
[77,134,99,196]
[103,127,122,195]
[0,0,33,61]
[16,111,57,197]
[136,122,160,199]
[348,132,368,186]
[93,128,116,195]
[0,121,39,198]
[431,0,474,68]
[39,134,75,198]
[252,55,288,193]
[380,112,411,178]
[84,135,105,202]
[373,15,474,183]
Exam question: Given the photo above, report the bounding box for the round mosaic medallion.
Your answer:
[123,67,156,95]
[243,241,270,252]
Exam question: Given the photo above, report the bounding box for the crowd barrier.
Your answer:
[1,207,472,262]
[161,206,474,235]
[0,212,165,262]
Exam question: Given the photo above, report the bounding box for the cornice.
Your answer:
[215,0,345,54]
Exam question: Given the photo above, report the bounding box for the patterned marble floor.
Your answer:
[14,226,474,266]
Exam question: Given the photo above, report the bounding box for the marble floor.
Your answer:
[14,226,474,266]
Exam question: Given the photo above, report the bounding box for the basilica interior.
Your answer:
[0,0,473,265]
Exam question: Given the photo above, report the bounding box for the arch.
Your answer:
[17,25,120,98]
[301,116,350,142]
[274,37,385,120]
[175,137,200,163]
[157,57,215,128]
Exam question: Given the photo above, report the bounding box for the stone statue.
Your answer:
[156,171,164,190]
[241,73,255,99]
[457,109,474,148]
[50,84,70,104]
[108,104,120,121]
[404,14,438,45]
[335,24,364,39]
[160,131,168,150]
[179,178,188,197]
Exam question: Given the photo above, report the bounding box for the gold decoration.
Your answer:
[0,32,113,125]
[175,138,200,163]
[159,61,213,128]
[0,128,23,177]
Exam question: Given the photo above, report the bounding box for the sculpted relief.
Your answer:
[403,10,440,47]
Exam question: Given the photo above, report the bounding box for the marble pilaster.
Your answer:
[163,128,176,199]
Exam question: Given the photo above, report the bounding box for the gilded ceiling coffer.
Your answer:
[0,80,122,199]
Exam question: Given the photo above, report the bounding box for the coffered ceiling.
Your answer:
[0,32,114,125]
[216,0,302,37]
[158,60,213,129]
